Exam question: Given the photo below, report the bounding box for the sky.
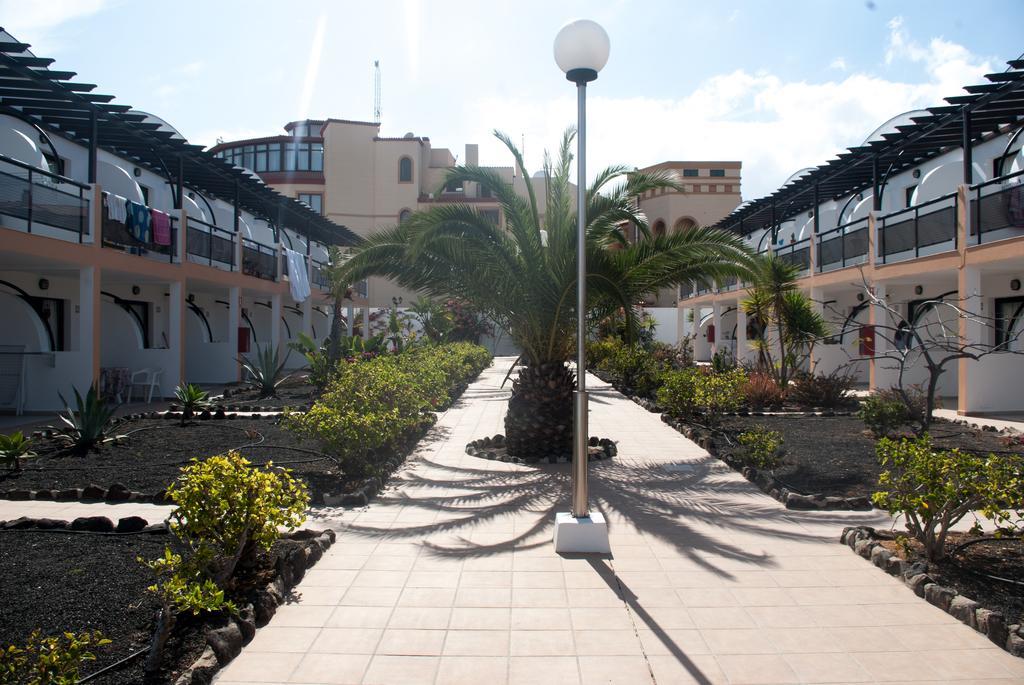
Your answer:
[2,0,1022,199]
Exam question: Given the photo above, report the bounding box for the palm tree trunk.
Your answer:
[504,362,575,460]
[328,294,344,364]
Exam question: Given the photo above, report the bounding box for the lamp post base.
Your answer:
[552,511,610,554]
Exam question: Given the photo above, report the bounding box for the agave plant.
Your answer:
[288,332,334,390]
[0,431,36,471]
[238,344,292,398]
[338,129,754,457]
[174,383,212,425]
[53,386,120,454]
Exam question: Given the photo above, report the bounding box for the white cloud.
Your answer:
[830,58,847,71]
[0,0,111,51]
[297,15,328,120]
[467,18,993,200]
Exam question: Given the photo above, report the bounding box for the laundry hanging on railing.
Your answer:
[126,200,151,243]
[284,248,311,303]
[105,193,127,223]
[151,209,171,245]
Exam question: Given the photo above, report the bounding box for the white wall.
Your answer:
[644,307,680,345]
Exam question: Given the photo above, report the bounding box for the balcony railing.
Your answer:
[877,192,957,264]
[187,217,235,270]
[773,238,811,272]
[311,259,329,290]
[679,282,694,299]
[242,238,277,280]
[970,169,1024,245]
[816,218,869,272]
[102,193,176,262]
[0,155,89,241]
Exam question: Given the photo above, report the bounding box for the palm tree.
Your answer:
[337,129,754,458]
[742,254,828,388]
[323,245,353,365]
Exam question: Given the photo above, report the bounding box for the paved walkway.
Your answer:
[212,358,1023,684]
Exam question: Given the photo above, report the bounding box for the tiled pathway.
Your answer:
[3,358,1021,684]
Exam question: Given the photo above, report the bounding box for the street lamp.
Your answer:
[552,19,611,554]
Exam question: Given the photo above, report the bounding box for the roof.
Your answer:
[0,29,360,247]
[714,57,1024,234]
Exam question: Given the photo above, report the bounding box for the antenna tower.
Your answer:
[373,60,382,122]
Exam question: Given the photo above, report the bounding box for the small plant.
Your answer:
[173,383,211,425]
[0,431,35,471]
[52,386,119,454]
[657,367,748,425]
[858,387,926,438]
[1,629,110,685]
[736,425,785,470]
[238,344,291,398]
[742,371,786,409]
[788,368,855,409]
[710,347,735,373]
[288,332,334,390]
[872,435,1024,561]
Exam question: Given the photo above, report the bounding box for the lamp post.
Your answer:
[552,19,611,554]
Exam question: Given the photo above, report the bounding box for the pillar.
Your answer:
[736,304,749,365]
[868,283,887,391]
[346,304,355,338]
[78,266,101,392]
[271,293,282,354]
[957,266,983,414]
[228,287,240,382]
[711,301,723,356]
[362,306,370,341]
[176,209,187,263]
[693,307,712,361]
[809,287,824,373]
[168,280,185,390]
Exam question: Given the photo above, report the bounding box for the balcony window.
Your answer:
[905,185,917,208]
[288,142,324,171]
[242,145,255,171]
[710,169,725,177]
[267,143,281,171]
[682,168,699,177]
[297,193,323,215]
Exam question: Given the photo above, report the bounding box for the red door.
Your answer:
[238,327,251,354]
[859,325,875,356]
[707,324,715,343]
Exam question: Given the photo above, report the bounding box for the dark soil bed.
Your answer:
[0,417,342,501]
[879,532,1024,628]
[209,377,318,410]
[0,530,308,683]
[711,415,1024,499]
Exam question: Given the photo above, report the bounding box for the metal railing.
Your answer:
[970,169,1024,245]
[816,217,869,272]
[877,192,957,264]
[719,275,738,291]
[353,278,368,298]
[101,194,175,261]
[0,155,89,241]
[311,259,330,290]
[773,237,811,272]
[679,282,694,299]
[187,217,235,270]
[242,238,277,280]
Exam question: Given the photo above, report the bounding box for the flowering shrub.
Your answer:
[742,371,786,409]
[657,367,748,424]
[737,425,784,470]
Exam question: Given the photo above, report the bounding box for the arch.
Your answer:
[652,219,667,237]
[0,290,49,353]
[673,217,697,233]
[398,208,413,224]
[398,156,413,183]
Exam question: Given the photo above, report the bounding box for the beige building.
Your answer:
[212,119,549,307]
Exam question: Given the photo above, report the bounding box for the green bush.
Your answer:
[737,425,784,470]
[0,431,35,471]
[288,332,334,390]
[597,343,665,398]
[858,387,927,437]
[788,369,854,409]
[657,367,747,424]
[872,435,1024,561]
[1,630,110,685]
[587,337,624,369]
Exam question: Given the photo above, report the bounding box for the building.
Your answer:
[680,58,1024,416]
[0,31,361,414]
[211,121,553,311]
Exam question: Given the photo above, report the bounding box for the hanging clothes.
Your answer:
[126,201,151,243]
[105,193,127,223]
[151,209,171,245]
[284,248,311,303]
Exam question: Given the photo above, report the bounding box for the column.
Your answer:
[362,307,370,341]
[78,266,100,392]
[809,287,824,373]
[270,293,282,354]
[168,280,185,389]
[868,283,887,391]
[736,304,749,365]
[693,307,711,361]
[957,265,983,414]
[176,209,187,263]
[346,304,355,338]
[711,301,723,356]
[228,287,240,382]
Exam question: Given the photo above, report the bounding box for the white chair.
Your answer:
[129,368,163,403]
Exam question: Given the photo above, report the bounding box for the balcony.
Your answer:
[242,237,277,281]
[816,218,869,272]
[970,169,1024,245]
[773,238,811,273]
[0,155,90,242]
[877,192,957,264]
[186,216,236,271]
[101,193,176,262]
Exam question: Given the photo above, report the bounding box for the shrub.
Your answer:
[710,347,735,373]
[597,343,665,398]
[788,369,855,409]
[52,386,119,454]
[587,337,624,370]
[872,435,1024,561]
[858,387,927,437]
[736,425,785,470]
[742,371,786,409]
[173,383,211,425]
[288,332,334,390]
[1,630,110,685]
[238,344,292,398]
[657,367,747,424]
[0,431,35,471]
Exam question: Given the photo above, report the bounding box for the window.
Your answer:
[399,209,412,223]
[682,168,699,177]
[905,185,917,208]
[444,180,464,193]
[287,142,324,172]
[297,193,323,215]
[267,143,280,171]
[242,145,255,171]
[710,169,725,177]
[399,157,413,183]
[995,297,1024,348]
[139,184,150,206]
[481,209,500,225]
[480,185,493,199]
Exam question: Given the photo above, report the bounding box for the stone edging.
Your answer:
[465,434,618,464]
[1,514,166,533]
[660,414,872,511]
[840,526,1024,658]
[0,483,171,505]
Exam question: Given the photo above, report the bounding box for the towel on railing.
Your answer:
[105,193,127,223]
[126,200,151,243]
[151,209,171,245]
[284,248,311,303]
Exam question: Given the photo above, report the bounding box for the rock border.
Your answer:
[841,526,1024,658]
[175,527,336,685]
[465,434,618,464]
[660,414,872,511]
[1,514,166,533]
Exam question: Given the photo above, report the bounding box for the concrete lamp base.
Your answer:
[553,511,611,554]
